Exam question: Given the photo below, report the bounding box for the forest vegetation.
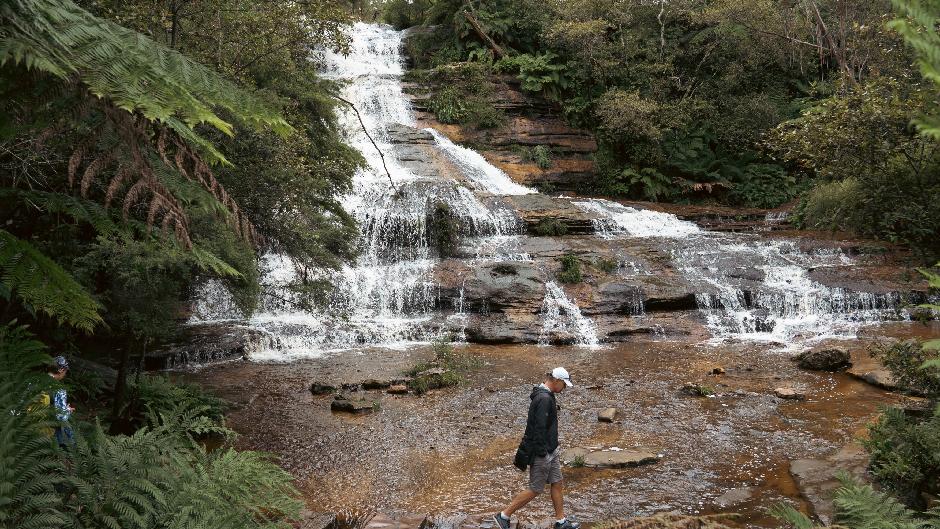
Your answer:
[387,0,940,261]
[1,0,939,527]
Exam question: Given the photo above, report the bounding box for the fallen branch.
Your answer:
[462,8,505,59]
[335,95,397,193]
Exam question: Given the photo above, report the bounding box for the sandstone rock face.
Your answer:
[507,194,600,235]
[147,323,271,370]
[406,72,598,191]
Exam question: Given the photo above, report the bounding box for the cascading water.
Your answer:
[190,23,597,359]
[539,282,600,347]
[572,198,909,349]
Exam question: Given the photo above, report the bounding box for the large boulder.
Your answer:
[795,346,851,372]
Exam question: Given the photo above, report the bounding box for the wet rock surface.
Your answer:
[795,346,851,372]
[147,322,271,370]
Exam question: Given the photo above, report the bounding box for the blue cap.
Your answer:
[53,356,69,371]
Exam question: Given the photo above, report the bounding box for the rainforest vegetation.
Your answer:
[387,0,940,261]
[1,0,940,527]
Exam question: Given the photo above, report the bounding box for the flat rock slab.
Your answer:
[562,447,660,468]
[713,486,755,508]
[774,387,806,400]
[364,513,429,529]
[297,511,336,529]
[506,194,599,235]
[331,394,379,414]
[790,443,868,525]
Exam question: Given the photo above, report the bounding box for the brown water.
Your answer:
[184,322,939,528]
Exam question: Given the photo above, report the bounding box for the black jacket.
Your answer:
[513,386,558,470]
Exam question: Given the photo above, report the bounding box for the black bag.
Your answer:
[513,438,532,471]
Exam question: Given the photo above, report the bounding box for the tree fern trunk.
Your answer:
[110,345,131,432]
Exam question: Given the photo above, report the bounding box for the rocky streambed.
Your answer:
[182,321,937,528]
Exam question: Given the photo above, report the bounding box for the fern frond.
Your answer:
[768,503,817,529]
[0,0,293,163]
[0,229,102,331]
[832,472,922,529]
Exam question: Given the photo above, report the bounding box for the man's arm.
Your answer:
[529,394,550,456]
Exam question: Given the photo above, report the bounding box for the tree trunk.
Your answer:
[110,345,131,432]
[462,10,505,59]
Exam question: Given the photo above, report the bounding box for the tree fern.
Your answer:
[889,0,940,140]
[0,0,292,162]
[0,229,102,331]
[0,324,69,529]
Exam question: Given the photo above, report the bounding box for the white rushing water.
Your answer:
[571,198,908,349]
[190,23,601,359]
[572,198,701,238]
[539,282,600,348]
[426,129,537,196]
[193,23,908,356]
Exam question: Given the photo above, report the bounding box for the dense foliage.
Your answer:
[387,0,940,260]
[0,323,301,529]
[863,339,940,507]
[1,0,363,405]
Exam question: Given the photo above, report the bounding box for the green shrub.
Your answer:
[117,374,228,431]
[425,63,505,129]
[571,455,586,468]
[726,163,802,208]
[864,405,940,507]
[405,338,481,394]
[381,0,432,30]
[0,324,301,529]
[533,218,568,236]
[793,178,865,232]
[522,145,553,169]
[557,253,582,284]
[593,257,618,274]
[861,339,940,506]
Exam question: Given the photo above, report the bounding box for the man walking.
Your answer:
[494,367,580,529]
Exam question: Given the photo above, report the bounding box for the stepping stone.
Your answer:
[387,384,409,394]
[597,408,617,422]
[298,511,335,529]
[582,449,660,468]
[363,513,428,529]
[331,394,379,414]
[774,387,806,400]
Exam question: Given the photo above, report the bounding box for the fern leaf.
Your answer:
[0,229,102,331]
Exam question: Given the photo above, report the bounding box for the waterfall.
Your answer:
[425,128,537,196]
[191,23,590,360]
[539,282,600,347]
[572,198,909,349]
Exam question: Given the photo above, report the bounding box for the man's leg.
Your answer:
[503,489,537,516]
[549,481,564,519]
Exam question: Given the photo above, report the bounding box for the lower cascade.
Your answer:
[190,22,927,359]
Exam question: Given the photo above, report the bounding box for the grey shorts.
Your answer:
[528,447,563,493]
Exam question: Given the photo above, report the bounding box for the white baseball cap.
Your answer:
[551,367,573,387]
